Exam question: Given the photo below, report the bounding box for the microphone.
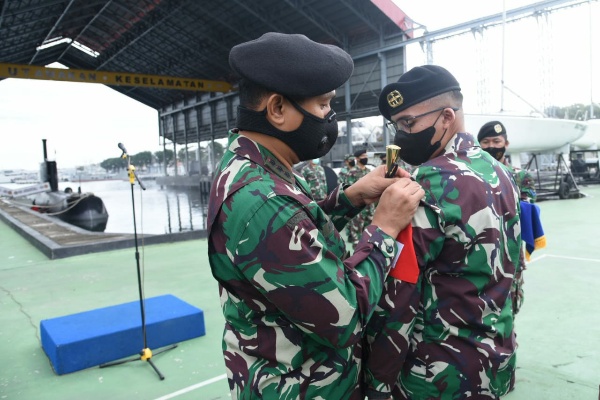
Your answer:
[118,142,128,158]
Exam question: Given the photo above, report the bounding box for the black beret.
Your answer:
[477,121,506,142]
[354,148,366,157]
[229,32,354,98]
[378,65,461,120]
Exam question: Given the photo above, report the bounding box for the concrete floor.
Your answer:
[1,185,599,399]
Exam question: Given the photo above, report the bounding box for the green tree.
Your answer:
[178,147,198,162]
[212,141,224,160]
[200,141,224,162]
[131,151,153,167]
[100,157,124,172]
[154,149,174,165]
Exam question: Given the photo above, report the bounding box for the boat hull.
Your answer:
[571,119,600,151]
[57,194,109,232]
[465,114,587,154]
[33,191,109,232]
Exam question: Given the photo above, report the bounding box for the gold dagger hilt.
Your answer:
[385,145,401,178]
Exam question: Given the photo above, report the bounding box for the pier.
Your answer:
[0,199,205,259]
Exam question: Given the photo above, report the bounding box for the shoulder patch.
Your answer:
[286,210,310,230]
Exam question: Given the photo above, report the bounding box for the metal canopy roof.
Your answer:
[0,0,411,110]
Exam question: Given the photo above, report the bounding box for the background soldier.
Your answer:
[301,158,327,201]
[478,120,539,315]
[477,120,537,202]
[345,149,375,250]
[337,153,355,186]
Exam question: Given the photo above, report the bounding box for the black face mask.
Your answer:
[483,146,505,161]
[348,160,355,167]
[236,101,338,162]
[394,125,447,166]
[358,158,369,166]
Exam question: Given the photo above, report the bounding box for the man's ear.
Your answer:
[442,107,456,128]
[505,139,510,149]
[265,94,286,127]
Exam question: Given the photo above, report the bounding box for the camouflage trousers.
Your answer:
[346,205,375,249]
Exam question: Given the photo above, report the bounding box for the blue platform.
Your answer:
[40,294,205,375]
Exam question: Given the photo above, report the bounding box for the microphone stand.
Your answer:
[99,145,176,380]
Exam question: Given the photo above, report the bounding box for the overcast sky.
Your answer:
[0,0,597,171]
[398,0,598,113]
[0,78,160,171]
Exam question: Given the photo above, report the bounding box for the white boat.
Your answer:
[571,119,600,151]
[464,113,588,155]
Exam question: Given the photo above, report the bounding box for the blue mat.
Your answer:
[40,294,205,375]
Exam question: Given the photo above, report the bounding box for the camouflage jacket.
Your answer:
[504,162,537,202]
[301,163,327,201]
[338,166,350,186]
[207,131,401,400]
[346,166,375,217]
[364,132,522,399]
[345,165,369,185]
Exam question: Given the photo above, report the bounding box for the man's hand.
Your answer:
[371,177,423,238]
[344,165,412,207]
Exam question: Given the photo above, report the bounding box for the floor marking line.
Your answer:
[527,254,548,264]
[545,254,600,263]
[154,373,227,400]
[527,254,600,264]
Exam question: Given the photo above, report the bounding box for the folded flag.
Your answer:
[389,224,419,283]
[520,201,546,261]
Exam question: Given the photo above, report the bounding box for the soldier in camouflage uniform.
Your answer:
[363,65,522,399]
[207,32,424,400]
[337,154,355,186]
[477,120,537,203]
[346,149,376,250]
[300,158,327,201]
[478,120,537,315]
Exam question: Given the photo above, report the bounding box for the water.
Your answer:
[58,179,208,234]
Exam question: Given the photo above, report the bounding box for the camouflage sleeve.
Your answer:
[363,277,421,396]
[224,191,399,349]
[516,170,537,202]
[511,247,526,314]
[318,184,363,231]
[411,202,446,265]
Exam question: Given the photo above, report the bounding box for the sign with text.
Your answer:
[0,63,232,93]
